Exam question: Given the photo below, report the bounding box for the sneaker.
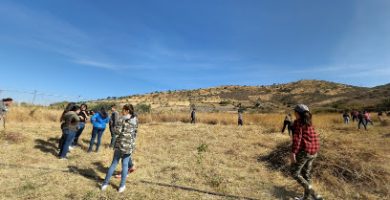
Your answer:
[101,184,108,191]
[118,186,126,193]
[59,157,68,160]
[69,146,74,150]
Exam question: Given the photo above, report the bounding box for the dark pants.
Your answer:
[59,129,76,158]
[73,122,85,146]
[358,119,367,130]
[238,119,243,126]
[88,127,105,152]
[109,126,116,148]
[282,121,292,135]
[191,117,196,124]
[291,151,318,200]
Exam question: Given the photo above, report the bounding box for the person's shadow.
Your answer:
[67,165,117,189]
[34,137,60,157]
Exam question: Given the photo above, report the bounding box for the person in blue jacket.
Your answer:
[88,107,109,152]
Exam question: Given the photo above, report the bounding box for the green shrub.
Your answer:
[135,103,151,113]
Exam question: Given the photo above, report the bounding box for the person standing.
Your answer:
[351,110,358,122]
[282,113,293,135]
[0,98,13,129]
[59,102,77,150]
[364,111,373,126]
[342,111,350,124]
[101,104,138,193]
[357,111,367,130]
[72,103,89,147]
[190,108,196,124]
[109,104,120,148]
[58,105,80,159]
[378,111,384,122]
[238,109,243,126]
[88,107,109,153]
[290,104,323,200]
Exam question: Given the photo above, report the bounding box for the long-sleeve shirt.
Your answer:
[62,111,80,132]
[292,120,320,155]
[90,113,109,129]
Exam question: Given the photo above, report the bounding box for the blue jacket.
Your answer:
[90,112,109,129]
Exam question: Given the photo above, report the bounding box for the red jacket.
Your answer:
[292,120,320,155]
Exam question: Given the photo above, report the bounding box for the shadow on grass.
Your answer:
[140,180,260,200]
[92,161,108,174]
[271,186,300,200]
[34,137,59,157]
[382,133,390,138]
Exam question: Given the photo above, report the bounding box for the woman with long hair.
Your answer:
[101,104,138,193]
[290,104,323,200]
[72,103,89,147]
[59,104,80,159]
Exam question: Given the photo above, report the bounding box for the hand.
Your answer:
[290,153,296,164]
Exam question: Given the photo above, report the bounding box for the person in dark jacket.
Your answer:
[357,111,367,130]
[101,104,138,193]
[342,111,350,124]
[290,104,323,200]
[190,108,196,124]
[88,108,109,152]
[72,103,89,147]
[59,102,76,150]
[109,104,120,148]
[281,113,293,135]
[58,105,80,159]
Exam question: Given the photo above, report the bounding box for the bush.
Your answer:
[135,103,151,113]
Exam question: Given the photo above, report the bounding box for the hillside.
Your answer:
[88,80,389,113]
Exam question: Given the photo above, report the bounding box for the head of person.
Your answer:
[122,104,134,116]
[80,103,88,111]
[70,105,81,114]
[287,112,291,117]
[111,104,117,112]
[2,98,13,107]
[99,107,108,119]
[294,104,312,126]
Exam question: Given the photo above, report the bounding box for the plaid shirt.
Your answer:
[292,120,320,155]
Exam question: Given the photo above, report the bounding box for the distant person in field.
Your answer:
[72,103,89,147]
[378,111,384,121]
[290,104,323,200]
[342,111,350,124]
[88,107,109,153]
[281,113,293,135]
[364,111,373,126]
[59,102,77,149]
[351,110,358,122]
[190,108,196,124]
[109,104,120,148]
[0,98,13,129]
[238,109,243,126]
[101,104,138,193]
[58,105,80,160]
[357,111,367,130]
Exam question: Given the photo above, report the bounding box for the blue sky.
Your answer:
[0,0,389,104]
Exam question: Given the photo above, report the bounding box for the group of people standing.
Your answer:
[59,102,138,193]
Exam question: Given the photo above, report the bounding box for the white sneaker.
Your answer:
[101,184,108,191]
[118,186,126,193]
[69,146,74,151]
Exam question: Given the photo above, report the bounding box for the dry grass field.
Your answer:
[0,107,389,199]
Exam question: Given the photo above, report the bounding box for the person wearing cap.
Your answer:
[290,104,323,200]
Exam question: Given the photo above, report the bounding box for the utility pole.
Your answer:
[32,90,37,104]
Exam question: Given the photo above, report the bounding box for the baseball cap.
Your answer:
[294,104,310,113]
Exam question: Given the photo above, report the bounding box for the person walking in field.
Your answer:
[238,109,243,126]
[190,108,196,124]
[290,104,323,200]
[72,103,89,148]
[342,111,350,124]
[88,107,109,153]
[101,104,138,193]
[109,104,120,148]
[364,111,373,126]
[351,110,358,122]
[357,111,367,130]
[281,113,293,135]
[378,111,384,122]
[0,98,13,129]
[58,105,80,159]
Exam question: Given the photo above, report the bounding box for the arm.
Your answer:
[291,122,303,163]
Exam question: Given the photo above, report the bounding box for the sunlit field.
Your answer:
[0,107,389,199]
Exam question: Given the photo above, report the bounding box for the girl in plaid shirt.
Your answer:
[290,104,323,200]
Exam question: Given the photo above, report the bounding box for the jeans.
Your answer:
[343,117,350,124]
[73,122,85,146]
[103,150,130,187]
[88,127,105,152]
[109,126,116,148]
[358,119,367,130]
[59,129,76,158]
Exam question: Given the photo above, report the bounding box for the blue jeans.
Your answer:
[103,150,130,187]
[59,129,76,158]
[73,122,85,146]
[88,127,105,152]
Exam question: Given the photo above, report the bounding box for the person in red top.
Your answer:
[290,104,323,200]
